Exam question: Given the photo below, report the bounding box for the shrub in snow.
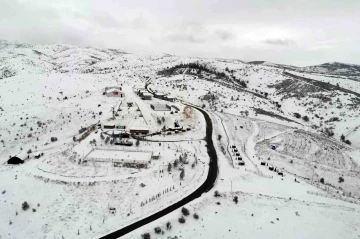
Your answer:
[178,216,186,224]
[50,137,58,142]
[302,115,309,122]
[154,227,162,234]
[320,178,325,184]
[141,233,151,239]
[233,196,238,204]
[339,177,344,183]
[181,207,190,216]
[168,163,172,172]
[345,139,351,145]
[166,222,172,230]
[214,190,220,197]
[22,201,30,211]
[180,169,185,180]
[193,213,199,220]
[27,149,32,154]
[173,159,178,168]
[293,113,301,118]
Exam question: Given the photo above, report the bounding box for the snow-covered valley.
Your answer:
[1,41,360,239]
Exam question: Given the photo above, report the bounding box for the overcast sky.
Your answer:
[1,0,360,66]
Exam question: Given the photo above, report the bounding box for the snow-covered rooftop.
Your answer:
[106,88,122,93]
[88,149,151,163]
[129,126,149,131]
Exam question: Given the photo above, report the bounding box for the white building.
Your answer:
[85,149,152,169]
[106,89,124,97]
[142,92,153,100]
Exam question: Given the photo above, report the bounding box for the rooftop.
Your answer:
[88,150,152,163]
[106,88,122,93]
[129,126,149,131]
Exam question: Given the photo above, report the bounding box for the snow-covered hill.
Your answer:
[1,40,360,148]
[0,40,126,78]
[303,62,360,76]
[248,60,360,77]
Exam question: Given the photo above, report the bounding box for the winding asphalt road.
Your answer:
[100,105,219,239]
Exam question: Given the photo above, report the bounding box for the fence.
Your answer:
[93,146,152,154]
[141,185,176,207]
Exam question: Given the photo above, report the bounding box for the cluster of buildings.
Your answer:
[136,88,176,102]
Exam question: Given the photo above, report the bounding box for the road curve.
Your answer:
[99,105,219,239]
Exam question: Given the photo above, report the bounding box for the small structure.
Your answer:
[165,96,176,102]
[34,153,43,159]
[137,88,146,95]
[110,130,125,137]
[106,89,124,97]
[152,152,160,160]
[153,92,166,99]
[103,124,116,129]
[142,92,152,100]
[150,104,171,111]
[7,156,24,165]
[129,126,149,134]
[109,207,116,215]
[86,149,151,168]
